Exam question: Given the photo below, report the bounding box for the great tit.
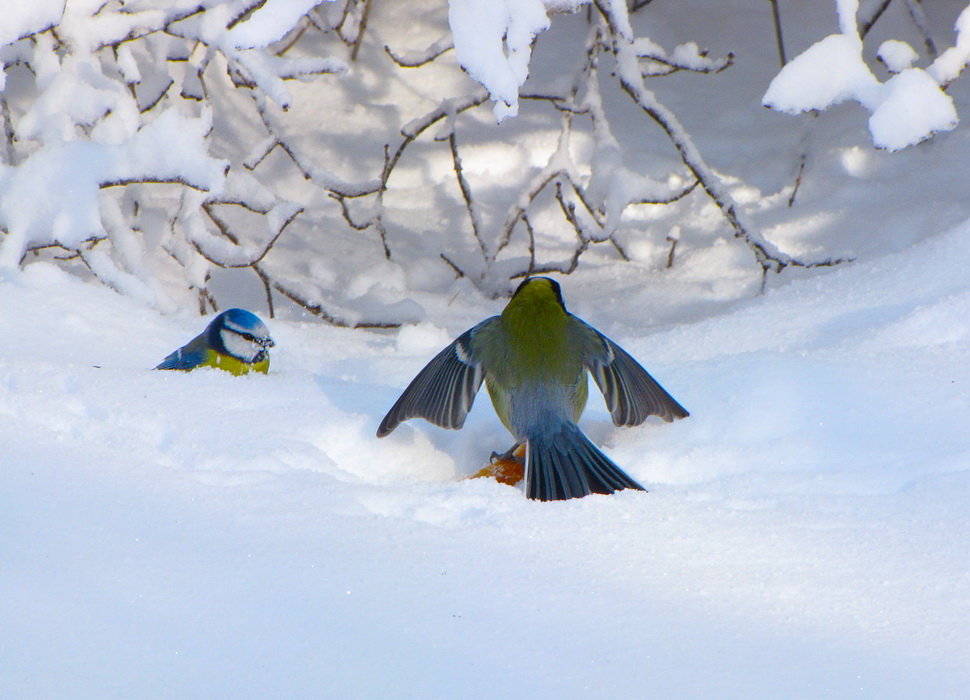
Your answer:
[377,277,688,500]
[156,308,274,375]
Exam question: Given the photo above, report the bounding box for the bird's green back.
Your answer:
[496,277,578,377]
[477,278,588,428]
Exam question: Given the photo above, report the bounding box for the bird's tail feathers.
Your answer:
[525,422,645,501]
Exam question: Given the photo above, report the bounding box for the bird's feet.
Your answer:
[470,442,526,485]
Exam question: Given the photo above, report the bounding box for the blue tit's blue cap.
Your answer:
[213,308,274,346]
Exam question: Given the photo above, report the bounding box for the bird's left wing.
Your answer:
[580,320,689,426]
[377,319,494,437]
[155,334,207,370]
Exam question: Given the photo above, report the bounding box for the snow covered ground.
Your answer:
[3,1,970,698]
[3,219,968,697]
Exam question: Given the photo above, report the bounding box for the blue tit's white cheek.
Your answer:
[221,329,261,362]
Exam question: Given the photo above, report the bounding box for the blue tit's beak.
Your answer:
[259,337,276,349]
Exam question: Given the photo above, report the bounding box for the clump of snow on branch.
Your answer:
[0,108,226,268]
[878,40,918,73]
[928,5,970,86]
[0,2,64,47]
[763,0,965,151]
[448,0,587,121]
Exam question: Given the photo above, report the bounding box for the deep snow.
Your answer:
[2,218,968,697]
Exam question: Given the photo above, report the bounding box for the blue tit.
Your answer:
[377,277,688,501]
[156,308,274,375]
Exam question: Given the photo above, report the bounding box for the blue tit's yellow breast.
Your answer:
[203,349,270,375]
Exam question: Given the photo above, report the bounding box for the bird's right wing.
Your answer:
[580,320,689,426]
[376,319,494,437]
[155,334,207,370]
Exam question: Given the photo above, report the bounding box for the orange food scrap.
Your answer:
[470,444,526,485]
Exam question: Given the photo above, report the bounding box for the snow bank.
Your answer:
[2,214,969,695]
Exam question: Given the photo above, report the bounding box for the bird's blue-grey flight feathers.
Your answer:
[155,334,209,370]
[582,322,689,426]
[525,421,645,501]
[376,320,492,437]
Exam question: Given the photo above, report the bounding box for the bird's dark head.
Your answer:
[510,276,566,311]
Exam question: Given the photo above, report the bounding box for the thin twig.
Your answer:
[446,131,489,260]
[100,175,218,191]
[439,253,467,278]
[494,169,566,258]
[350,0,374,61]
[198,202,304,268]
[275,17,312,57]
[788,152,806,207]
[630,178,699,205]
[373,90,490,258]
[638,51,734,77]
[272,280,402,329]
[0,96,17,166]
[769,0,787,66]
[859,0,893,39]
[329,193,374,231]
[523,215,538,276]
[385,38,453,67]
[901,0,938,58]
[665,234,678,268]
[253,263,276,317]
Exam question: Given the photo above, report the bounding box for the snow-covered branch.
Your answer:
[763,0,968,151]
[0,0,383,317]
[5,0,927,318]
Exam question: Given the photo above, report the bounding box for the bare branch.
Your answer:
[351,0,375,61]
[373,90,490,257]
[859,0,893,39]
[520,92,587,114]
[271,280,402,329]
[788,152,807,208]
[901,0,938,58]
[246,94,381,197]
[100,176,217,192]
[0,96,17,166]
[198,201,304,268]
[227,0,268,31]
[495,169,568,258]
[439,253,467,279]
[274,17,313,57]
[629,178,699,206]
[385,37,454,67]
[329,192,374,231]
[769,0,787,67]
[637,49,734,77]
[523,214,538,276]
[445,131,489,260]
[665,231,679,268]
[252,264,276,317]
